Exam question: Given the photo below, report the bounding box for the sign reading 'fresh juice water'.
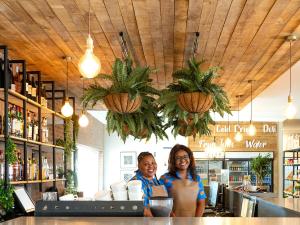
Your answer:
[188,122,278,152]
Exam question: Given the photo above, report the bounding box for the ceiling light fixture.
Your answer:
[61,56,74,117]
[78,0,101,79]
[234,95,243,142]
[79,78,89,127]
[247,80,256,136]
[285,35,297,119]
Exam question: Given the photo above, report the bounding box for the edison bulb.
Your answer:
[61,100,73,117]
[247,124,256,136]
[79,113,89,127]
[234,132,243,142]
[78,35,101,79]
[225,137,232,147]
[286,101,297,119]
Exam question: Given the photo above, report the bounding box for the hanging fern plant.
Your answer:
[159,58,231,138]
[82,58,165,142]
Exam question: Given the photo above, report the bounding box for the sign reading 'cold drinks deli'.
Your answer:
[188,122,278,152]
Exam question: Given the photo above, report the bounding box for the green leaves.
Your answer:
[0,179,14,213]
[250,154,271,185]
[159,57,231,138]
[6,138,17,165]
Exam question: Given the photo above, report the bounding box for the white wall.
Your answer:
[103,129,188,189]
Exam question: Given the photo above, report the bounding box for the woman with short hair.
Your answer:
[130,152,167,217]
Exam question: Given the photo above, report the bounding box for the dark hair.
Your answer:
[168,144,197,181]
[137,152,154,164]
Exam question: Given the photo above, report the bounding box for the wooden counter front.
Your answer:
[2,217,300,225]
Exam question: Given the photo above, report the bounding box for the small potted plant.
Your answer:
[82,58,158,114]
[0,179,14,217]
[82,58,166,142]
[250,154,271,187]
[159,58,231,137]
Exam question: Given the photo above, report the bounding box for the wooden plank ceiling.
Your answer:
[0,0,300,111]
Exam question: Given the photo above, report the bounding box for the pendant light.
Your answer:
[79,78,89,127]
[247,80,256,136]
[78,0,101,79]
[225,112,232,147]
[234,95,243,142]
[285,35,297,119]
[61,56,74,117]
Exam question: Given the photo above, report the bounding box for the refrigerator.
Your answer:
[194,151,274,191]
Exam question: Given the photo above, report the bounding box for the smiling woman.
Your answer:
[160,144,206,217]
[129,152,168,217]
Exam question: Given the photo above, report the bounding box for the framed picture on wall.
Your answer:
[120,170,135,182]
[120,151,137,168]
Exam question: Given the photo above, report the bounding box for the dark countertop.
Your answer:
[2,217,300,225]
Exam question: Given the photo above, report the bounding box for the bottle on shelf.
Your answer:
[12,154,19,181]
[41,117,48,143]
[10,68,16,92]
[27,74,32,99]
[15,66,22,94]
[27,157,31,180]
[27,112,33,140]
[11,105,17,136]
[31,76,37,102]
[18,106,24,138]
[17,150,23,180]
[41,84,47,107]
[42,157,49,180]
[32,114,39,141]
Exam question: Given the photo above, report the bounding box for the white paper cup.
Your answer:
[113,190,128,200]
[111,181,127,192]
[128,191,143,200]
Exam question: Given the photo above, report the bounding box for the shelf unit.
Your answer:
[0,46,75,201]
[283,148,300,198]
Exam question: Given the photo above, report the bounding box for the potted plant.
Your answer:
[250,154,271,187]
[82,58,166,141]
[106,95,167,142]
[159,58,231,137]
[82,58,158,114]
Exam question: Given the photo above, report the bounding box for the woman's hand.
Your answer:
[144,208,153,217]
[170,211,176,217]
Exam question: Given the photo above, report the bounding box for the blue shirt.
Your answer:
[130,170,161,207]
[159,171,206,201]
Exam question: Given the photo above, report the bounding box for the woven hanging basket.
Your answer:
[104,93,142,113]
[177,92,213,113]
[178,125,197,137]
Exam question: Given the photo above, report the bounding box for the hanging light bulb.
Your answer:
[61,56,74,118]
[79,112,89,127]
[234,131,243,142]
[247,123,256,136]
[61,98,74,117]
[286,96,296,119]
[285,35,297,119]
[78,0,101,79]
[247,80,256,136]
[78,79,89,127]
[234,95,243,142]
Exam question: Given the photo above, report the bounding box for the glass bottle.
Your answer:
[31,76,37,102]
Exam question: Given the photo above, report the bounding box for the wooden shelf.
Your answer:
[0,135,64,150]
[10,179,63,185]
[56,178,66,182]
[230,171,248,173]
[10,180,28,184]
[284,148,300,152]
[27,180,42,184]
[283,164,300,166]
[284,179,300,182]
[0,88,65,119]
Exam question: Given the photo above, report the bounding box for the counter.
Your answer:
[225,189,300,217]
[2,217,300,225]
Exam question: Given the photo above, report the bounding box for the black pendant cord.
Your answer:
[66,60,69,99]
[237,96,240,126]
[82,78,85,112]
[227,113,230,138]
[289,40,292,97]
[88,0,91,36]
[250,81,253,124]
